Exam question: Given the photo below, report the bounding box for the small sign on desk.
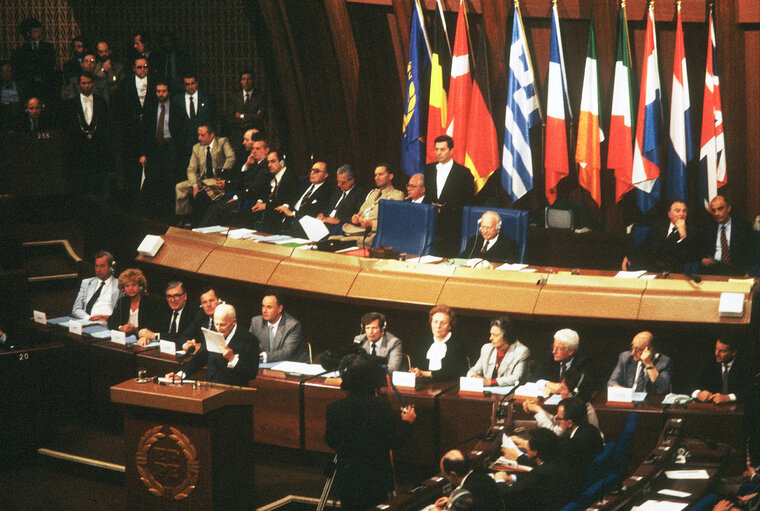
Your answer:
[68,320,83,335]
[392,371,417,389]
[159,340,176,355]
[459,376,484,394]
[33,310,47,324]
[111,330,126,345]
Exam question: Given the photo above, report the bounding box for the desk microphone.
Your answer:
[684,272,702,283]
[415,235,441,262]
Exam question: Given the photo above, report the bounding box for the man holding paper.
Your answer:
[607,331,672,394]
[168,304,258,386]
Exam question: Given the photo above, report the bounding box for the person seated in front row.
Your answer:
[353,312,403,373]
[459,211,520,264]
[166,304,259,386]
[436,449,502,511]
[692,334,755,404]
[107,268,161,336]
[530,328,593,402]
[177,287,221,354]
[517,367,600,437]
[467,316,529,387]
[607,331,672,394]
[700,194,757,277]
[494,428,574,511]
[137,281,193,347]
[71,250,119,322]
[249,291,308,363]
[410,304,468,382]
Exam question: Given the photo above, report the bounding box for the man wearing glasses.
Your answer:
[66,53,110,103]
[607,331,672,394]
[530,328,594,402]
[275,160,335,233]
[138,281,192,347]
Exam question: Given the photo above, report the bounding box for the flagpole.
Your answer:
[460,0,475,76]
[415,0,433,61]
[436,0,452,57]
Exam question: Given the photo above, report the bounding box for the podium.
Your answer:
[111,379,256,510]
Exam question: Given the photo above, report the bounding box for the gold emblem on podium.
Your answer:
[136,425,199,500]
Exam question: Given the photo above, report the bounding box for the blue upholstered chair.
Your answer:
[459,206,529,263]
[372,200,438,255]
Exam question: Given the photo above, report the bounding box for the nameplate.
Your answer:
[111,330,126,345]
[137,234,164,257]
[459,376,484,393]
[261,369,288,379]
[719,292,744,318]
[33,310,47,324]
[607,386,634,404]
[392,371,416,389]
[159,340,176,355]
[323,377,342,386]
[68,320,83,335]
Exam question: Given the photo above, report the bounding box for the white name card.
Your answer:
[68,320,83,335]
[719,292,744,318]
[159,340,177,355]
[110,330,126,345]
[607,386,634,403]
[137,234,164,257]
[392,371,416,389]
[460,376,485,393]
[33,310,47,324]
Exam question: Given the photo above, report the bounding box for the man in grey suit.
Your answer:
[71,251,119,321]
[249,291,308,363]
[174,123,236,226]
[607,331,672,394]
[353,312,404,373]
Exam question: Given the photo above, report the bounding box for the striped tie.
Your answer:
[720,224,731,264]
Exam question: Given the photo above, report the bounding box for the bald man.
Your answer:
[438,449,502,511]
[405,173,426,203]
[607,331,672,394]
[459,211,520,263]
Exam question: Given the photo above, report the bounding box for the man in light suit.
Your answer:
[174,123,235,226]
[71,251,119,321]
[353,312,403,373]
[607,331,672,394]
[249,291,308,363]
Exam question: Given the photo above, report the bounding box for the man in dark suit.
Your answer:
[11,18,57,105]
[701,195,757,276]
[10,96,53,132]
[169,304,259,387]
[245,148,301,233]
[692,335,755,404]
[623,199,699,273]
[439,449,503,511]
[172,72,216,158]
[62,72,114,195]
[424,134,475,257]
[225,69,265,154]
[137,281,194,348]
[137,80,188,217]
[278,160,335,236]
[404,173,426,203]
[459,210,520,264]
[317,164,364,227]
[249,291,308,363]
[607,331,672,394]
[495,428,574,511]
[63,35,88,85]
[555,397,604,494]
[178,287,220,354]
[531,329,594,402]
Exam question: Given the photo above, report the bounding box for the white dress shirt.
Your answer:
[135,76,148,106]
[435,159,454,200]
[80,93,93,124]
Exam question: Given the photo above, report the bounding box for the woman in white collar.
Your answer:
[467,316,529,387]
[410,305,468,382]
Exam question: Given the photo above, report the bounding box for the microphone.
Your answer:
[684,272,702,283]
[415,234,441,262]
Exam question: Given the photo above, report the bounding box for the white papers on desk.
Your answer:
[658,489,691,498]
[192,225,228,234]
[719,292,744,317]
[543,393,562,405]
[514,381,547,398]
[228,228,257,239]
[157,377,196,385]
[495,263,529,271]
[502,433,522,451]
[270,361,328,376]
[413,255,444,264]
[89,329,112,339]
[632,501,688,511]
[47,316,75,325]
[485,385,515,395]
[264,235,300,244]
[201,327,227,354]
[298,215,330,241]
[615,270,647,278]
[662,393,693,405]
[664,469,710,480]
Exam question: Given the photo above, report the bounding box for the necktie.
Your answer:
[560,362,566,380]
[205,146,213,179]
[635,362,646,392]
[269,324,276,349]
[157,104,165,143]
[244,92,249,104]
[85,281,104,315]
[720,224,731,264]
[207,316,214,330]
[298,185,314,210]
[667,228,679,241]
[370,343,377,356]
[189,95,195,120]
[481,239,489,254]
[169,311,178,334]
[722,364,729,395]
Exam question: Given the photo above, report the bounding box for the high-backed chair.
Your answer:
[372,200,438,255]
[459,206,529,263]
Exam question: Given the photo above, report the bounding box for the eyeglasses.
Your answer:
[166,293,185,299]
[310,168,324,173]
[555,416,568,422]
[135,65,148,69]
[83,58,96,63]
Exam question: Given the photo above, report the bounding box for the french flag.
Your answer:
[667,4,692,201]
[632,3,662,213]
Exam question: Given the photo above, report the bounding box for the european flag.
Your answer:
[401,2,431,177]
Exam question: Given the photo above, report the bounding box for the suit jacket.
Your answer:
[468,341,530,387]
[249,311,308,362]
[531,352,594,402]
[71,276,119,319]
[154,304,195,346]
[639,218,700,273]
[140,99,188,156]
[10,41,57,100]
[178,309,215,344]
[461,470,504,511]
[11,111,54,132]
[498,457,573,511]
[417,333,469,382]
[561,424,604,494]
[459,234,520,264]
[115,75,157,147]
[284,181,335,234]
[701,217,757,276]
[353,331,404,373]
[225,88,265,133]
[106,294,162,332]
[186,136,236,184]
[607,351,672,394]
[172,90,216,148]
[326,393,412,509]
[692,354,756,402]
[325,185,365,224]
[62,94,114,167]
[343,186,405,233]
[182,325,259,386]
[260,168,302,234]
[424,161,475,255]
